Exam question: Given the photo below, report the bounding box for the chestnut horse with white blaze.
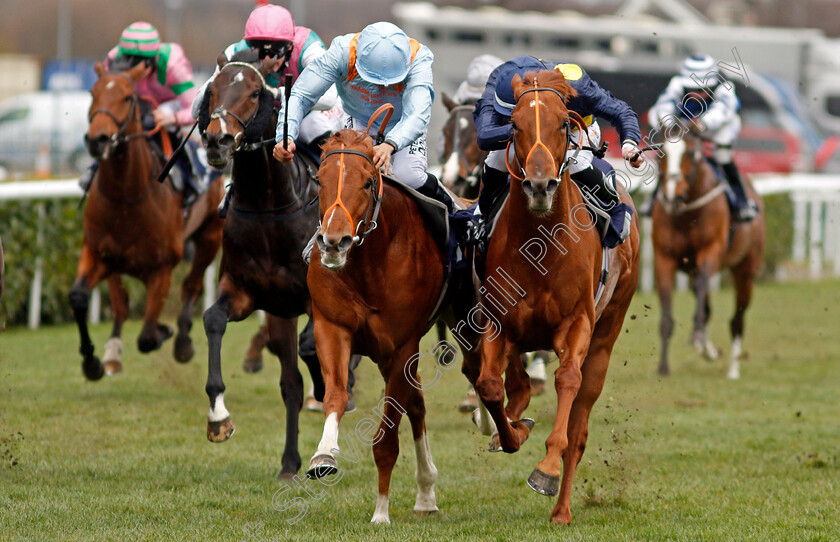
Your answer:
[305,123,480,524]
[474,70,640,525]
[652,134,765,379]
[70,61,224,380]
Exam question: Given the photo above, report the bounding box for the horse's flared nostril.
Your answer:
[337,236,353,252]
[522,180,534,197]
[546,179,559,196]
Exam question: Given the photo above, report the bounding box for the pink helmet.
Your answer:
[244,5,294,42]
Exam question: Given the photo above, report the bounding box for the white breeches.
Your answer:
[344,115,428,189]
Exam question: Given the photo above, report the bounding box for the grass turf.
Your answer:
[1,280,839,541]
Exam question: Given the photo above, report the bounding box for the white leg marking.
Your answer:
[313,412,339,459]
[728,337,742,379]
[371,493,390,524]
[413,432,439,513]
[103,337,122,363]
[472,400,496,436]
[526,353,546,381]
[208,392,230,422]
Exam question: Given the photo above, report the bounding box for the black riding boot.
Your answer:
[477,165,509,218]
[175,152,200,207]
[637,176,661,217]
[416,173,454,213]
[571,165,620,209]
[722,162,757,221]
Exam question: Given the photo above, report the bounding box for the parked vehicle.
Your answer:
[0,91,92,179]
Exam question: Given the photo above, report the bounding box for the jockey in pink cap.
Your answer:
[192,4,343,150]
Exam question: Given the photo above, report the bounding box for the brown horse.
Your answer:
[652,135,765,379]
[304,126,480,524]
[440,93,485,199]
[69,61,224,380]
[198,56,333,477]
[473,70,640,525]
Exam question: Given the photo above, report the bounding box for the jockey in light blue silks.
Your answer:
[273,21,455,212]
[642,54,758,221]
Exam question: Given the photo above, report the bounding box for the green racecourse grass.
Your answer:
[1,280,839,541]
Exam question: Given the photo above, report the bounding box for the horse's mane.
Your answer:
[197,49,276,143]
[321,129,374,159]
[520,70,578,103]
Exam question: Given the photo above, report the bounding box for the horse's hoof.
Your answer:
[530,378,546,396]
[82,356,105,381]
[303,397,323,412]
[346,393,356,414]
[173,334,195,363]
[458,391,479,413]
[104,360,123,375]
[527,468,559,496]
[207,417,235,442]
[158,324,174,343]
[277,471,296,481]
[306,455,338,479]
[488,432,503,453]
[413,509,439,518]
[242,355,263,373]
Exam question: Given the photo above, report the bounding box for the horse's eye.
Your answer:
[363,179,373,190]
[251,91,260,100]
[510,122,518,132]
[124,95,133,103]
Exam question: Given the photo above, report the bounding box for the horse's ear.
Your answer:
[127,61,147,82]
[94,60,106,77]
[511,73,525,101]
[217,53,228,69]
[441,92,457,112]
[258,57,276,78]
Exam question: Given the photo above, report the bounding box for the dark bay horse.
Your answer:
[473,70,640,525]
[652,135,765,379]
[198,56,328,477]
[305,126,480,524]
[440,93,485,199]
[71,61,224,380]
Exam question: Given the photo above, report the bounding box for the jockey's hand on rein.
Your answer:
[373,143,394,175]
[152,109,176,127]
[273,139,296,162]
[622,142,645,169]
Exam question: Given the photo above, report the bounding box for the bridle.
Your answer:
[318,104,393,245]
[505,81,583,182]
[86,72,159,148]
[446,104,485,187]
[206,62,274,152]
[660,135,725,216]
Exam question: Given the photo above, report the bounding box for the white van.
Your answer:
[0,91,92,179]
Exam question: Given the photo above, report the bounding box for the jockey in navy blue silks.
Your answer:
[473,55,645,218]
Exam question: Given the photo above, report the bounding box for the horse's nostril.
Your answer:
[546,179,558,195]
[220,134,236,149]
[522,180,534,196]
[337,236,353,252]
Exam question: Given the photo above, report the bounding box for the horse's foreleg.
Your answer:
[690,264,719,361]
[369,344,416,524]
[477,336,525,453]
[402,367,439,517]
[266,315,304,478]
[137,268,174,353]
[204,279,254,442]
[102,275,129,375]
[307,316,351,479]
[654,253,677,376]
[243,324,269,373]
[729,256,758,380]
[174,224,222,363]
[69,245,109,381]
[528,316,592,499]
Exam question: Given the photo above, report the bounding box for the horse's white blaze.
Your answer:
[458,117,469,130]
[230,72,244,86]
[102,337,122,363]
[413,432,439,513]
[371,494,390,524]
[441,151,459,185]
[663,138,685,201]
[728,337,742,379]
[105,81,115,90]
[208,392,230,422]
[314,412,339,458]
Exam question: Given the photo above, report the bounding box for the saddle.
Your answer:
[703,156,739,214]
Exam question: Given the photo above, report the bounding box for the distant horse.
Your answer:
[198,55,332,477]
[304,125,480,524]
[652,134,765,379]
[473,70,640,525]
[440,93,485,199]
[70,61,224,380]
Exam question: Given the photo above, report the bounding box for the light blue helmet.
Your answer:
[355,22,412,86]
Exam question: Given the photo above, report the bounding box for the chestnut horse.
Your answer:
[70,61,224,380]
[305,126,480,524]
[473,70,640,525]
[198,56,331,477]
[652,135,765,379]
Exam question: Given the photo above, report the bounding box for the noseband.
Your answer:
[320,145,383,245]
[505,81,584,182]
[86,72,144,147]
